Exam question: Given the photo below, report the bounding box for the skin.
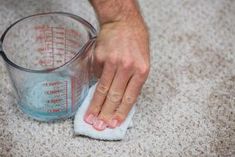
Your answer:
[84,0,150,131]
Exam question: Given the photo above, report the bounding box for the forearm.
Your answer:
[89,0,145,26]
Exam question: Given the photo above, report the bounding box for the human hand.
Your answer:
[84,21,150,131]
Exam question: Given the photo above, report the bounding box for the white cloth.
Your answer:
[74,83,136,140]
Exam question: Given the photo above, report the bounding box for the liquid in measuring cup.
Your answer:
[17,25,88,120]
[1,12,96,121]
[19,75,89,121]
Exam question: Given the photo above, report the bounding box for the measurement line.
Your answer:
[53,26,65,30]
[71,77,74,112]
[51,27,55,67]
[65,81,68,113]
[64,28,67,63]
[43,27,47,62]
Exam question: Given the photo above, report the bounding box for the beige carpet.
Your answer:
[0,0,234,156]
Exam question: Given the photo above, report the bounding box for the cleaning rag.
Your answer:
[74,83,136,140]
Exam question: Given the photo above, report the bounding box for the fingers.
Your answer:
[96,66,133,129]
[84,51,149,131]
[84,63,149,131]
[113,70,148,126]
[84,62,116,125]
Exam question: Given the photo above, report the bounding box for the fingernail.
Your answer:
[84,114,95,125]
[109,119,118,128]
[93,119,107,131]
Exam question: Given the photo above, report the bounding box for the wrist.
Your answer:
[101,18,148,36]
[100,20,149,44]
[90,0,143,25]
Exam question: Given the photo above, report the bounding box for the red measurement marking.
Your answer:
[45,33,52,36]
[66,43,79,50]
[34,25,49,30]
[50,109,61,113]
[64,29,67,63]
[66,39,80,46]
[51,27,55,68]
[45,38,52,42]
[55,60,63,63]
[65,81,68,112]
[46,43,52,47]
[43,30,51,34]
[35,26,82,69]
[48,81,62,86]
[66,29,80,36]
[53,26,64,30]
[55,48,65,51]
[67,53,77,58]
[43,81,62,86]
[36,35,45,41]
[54,52,64,55]
[37,47,45,52]
[54,41,64,45]
[48,98,62,104]
[47,89,61,95]
[38,59,53,65]
[66,45,79,51]
[71,77,74,112]
[55,31,64,35]
[55,36,64,40]
[37,50,51,54]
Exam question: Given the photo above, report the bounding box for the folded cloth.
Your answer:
[74,83,136,140]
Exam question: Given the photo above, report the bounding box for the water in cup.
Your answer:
[0,12,96,121]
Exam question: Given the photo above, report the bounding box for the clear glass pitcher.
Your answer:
[0,12,96,121]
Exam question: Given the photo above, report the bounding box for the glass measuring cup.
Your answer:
[0,12,96,121]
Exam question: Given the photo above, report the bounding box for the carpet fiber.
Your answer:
[0,0,234,156]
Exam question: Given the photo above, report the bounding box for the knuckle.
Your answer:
[94,55,103,64]
[103,64,114,75]
[107,55,118,66]
[96,82,109,96]
[107,91,122,104]
[124,95,136,104]
[136,63,150,77]
[121,58,134,70]
[94,50,104,64]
